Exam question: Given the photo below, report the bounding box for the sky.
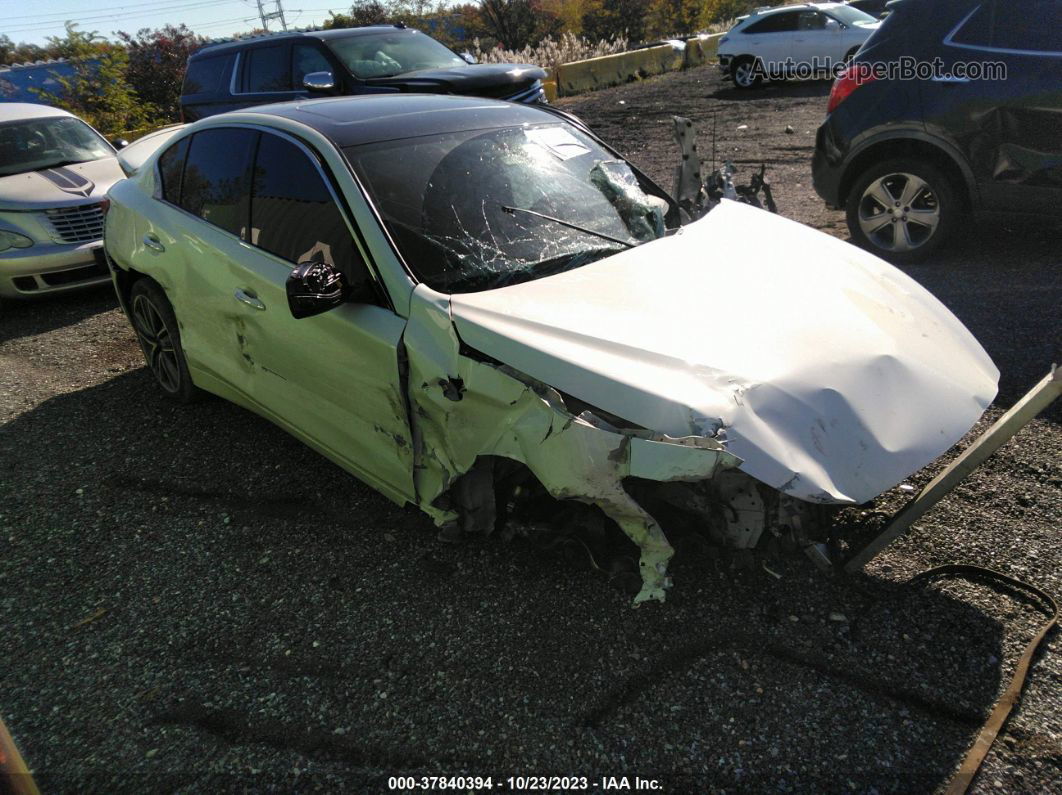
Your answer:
[3,0,361,46]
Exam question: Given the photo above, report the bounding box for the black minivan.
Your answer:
[180,25,548,122]
[813,0,1062,262]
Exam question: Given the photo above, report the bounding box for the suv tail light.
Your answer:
[827,64,877,114]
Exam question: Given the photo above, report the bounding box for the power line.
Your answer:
[4,0,248,24]
[191,15,263,31]
[3,0,251,34]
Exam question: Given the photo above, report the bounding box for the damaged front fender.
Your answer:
[402,285,741,603]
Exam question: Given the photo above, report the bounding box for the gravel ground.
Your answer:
[1,65,1060,793]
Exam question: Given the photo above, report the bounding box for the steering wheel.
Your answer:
[25,130,48,151]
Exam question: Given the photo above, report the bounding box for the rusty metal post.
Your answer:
[0,715,39,795]
[846,366,1062,573]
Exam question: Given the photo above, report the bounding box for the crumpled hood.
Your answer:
[450,200,998,504]
[365,63,547,96]
[0,157,124,210]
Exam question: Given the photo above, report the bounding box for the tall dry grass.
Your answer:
[470,31,629,70]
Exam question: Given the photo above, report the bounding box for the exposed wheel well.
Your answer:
[109,258,152,316]
[839,139,972,212]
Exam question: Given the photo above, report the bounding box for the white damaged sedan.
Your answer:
[103,95,997,602]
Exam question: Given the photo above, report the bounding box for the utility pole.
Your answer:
[255,0,288,31]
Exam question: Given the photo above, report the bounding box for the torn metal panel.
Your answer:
[402,285,741,603]
[449,200,999,507]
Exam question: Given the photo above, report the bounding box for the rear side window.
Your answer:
[951,1,1062,53]
[293,43,332,87]
[157,137,190,204]
[183,55,231,95]
[745,11,800,33]
[243,45,291,92]
[179,128,258,238]
[250,133,368,285]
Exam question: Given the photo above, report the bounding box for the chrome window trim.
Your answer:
[228,51,241,95]
[943,5,1062,58]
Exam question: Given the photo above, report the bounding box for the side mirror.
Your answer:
[286,260,346,319]
[112,138,130,149]
[302,70,336,92]
[460,51,477,65]
[825,18,843,31]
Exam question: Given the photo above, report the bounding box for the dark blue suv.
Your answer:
[813,0,1062,262]
[180,26,547,123]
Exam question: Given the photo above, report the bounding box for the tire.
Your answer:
[129,278,200,403]
[845,158,960,264]
[731,56,763,89]
[844,47,859,64]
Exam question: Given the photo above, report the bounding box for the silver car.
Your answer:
[0,103,125,300]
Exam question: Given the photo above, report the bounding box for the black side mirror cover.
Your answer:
[286,261,346,319]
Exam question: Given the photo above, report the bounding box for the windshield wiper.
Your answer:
[501,205,636,249]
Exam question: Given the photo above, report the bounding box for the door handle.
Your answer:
[234,288,266,311]
[931,75,971,84]
[143,233,165,252]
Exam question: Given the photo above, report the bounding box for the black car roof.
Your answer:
[192,25,419,58]
[238,94,561,148]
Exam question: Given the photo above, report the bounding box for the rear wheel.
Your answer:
[129,278,199,403]
[731,56,763,89]
[845,158,960,263]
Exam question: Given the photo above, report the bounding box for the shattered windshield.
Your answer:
[345,123,669,293]
[0,116,113,177]
[326,30,466,79]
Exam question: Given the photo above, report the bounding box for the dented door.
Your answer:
[221,130,416,503]
[226,258,416,504]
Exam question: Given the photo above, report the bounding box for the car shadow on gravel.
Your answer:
[0,283,118,345]
[3,368,1049,791]
[887,218,1062,418]
[710,80,832,102]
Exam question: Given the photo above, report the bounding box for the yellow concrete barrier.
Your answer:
[556,34,724,98]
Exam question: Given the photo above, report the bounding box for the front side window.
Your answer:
[293,43,332,87]
[824,6,877,27]
[799,12,827,31]
[250,133,368,287]
[346,123,670,294]
[0,116,113,177]
[326,30,465,79]
[179,128,257,237]
[951,1,1062,53]
[244,45,291,92]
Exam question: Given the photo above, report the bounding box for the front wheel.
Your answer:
[731,56,763,89]
[845,158,960,263]
[129,278,200,403]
